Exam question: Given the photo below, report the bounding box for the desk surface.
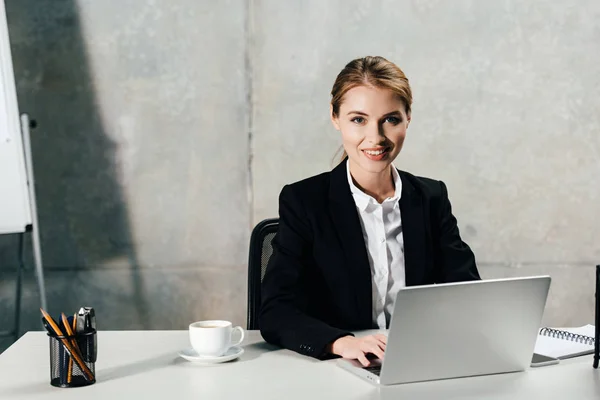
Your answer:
[0,330,599,399]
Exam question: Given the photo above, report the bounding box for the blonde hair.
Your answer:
[330,56,413,163]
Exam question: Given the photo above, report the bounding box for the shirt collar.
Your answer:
[346,159,402,212]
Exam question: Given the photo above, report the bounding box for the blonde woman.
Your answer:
[260,56,480,367]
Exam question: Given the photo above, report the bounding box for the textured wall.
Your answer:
[252,0,600,328]
[0,0,250,352]
[1,0,599,352]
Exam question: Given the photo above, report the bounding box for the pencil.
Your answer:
[62,313,77,383]
[40,309,94,381]
[71,314,77,380]
[59,313,85,373]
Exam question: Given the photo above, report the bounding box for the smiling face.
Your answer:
[331,85,411,174]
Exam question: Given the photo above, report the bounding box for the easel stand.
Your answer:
[0,113,47,343]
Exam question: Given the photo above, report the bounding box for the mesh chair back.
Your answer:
[247,218,279,330]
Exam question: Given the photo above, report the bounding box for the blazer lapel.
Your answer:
[399,171,427,286]
[328,161,373,326]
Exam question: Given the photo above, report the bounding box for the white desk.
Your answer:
[0,331,599,399]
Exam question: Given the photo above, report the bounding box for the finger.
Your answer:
[373,337,387,349]
[375,334,388,344]
[373,348,385,360]
[365,335,386,350]
[364,335,383,344]
[365,343,385,360]
[357,353,370,367]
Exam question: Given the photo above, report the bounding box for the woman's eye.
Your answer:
[351,117,365,124]
[385,116,401,125]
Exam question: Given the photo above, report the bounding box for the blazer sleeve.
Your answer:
[436,181,481,282]
[259,184,352,359]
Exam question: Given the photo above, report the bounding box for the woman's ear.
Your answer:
[330,104,341,131]
[406,111,411,127]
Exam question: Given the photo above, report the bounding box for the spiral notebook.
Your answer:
[534,324,596,359]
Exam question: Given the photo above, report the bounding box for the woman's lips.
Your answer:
[362,147,389,161]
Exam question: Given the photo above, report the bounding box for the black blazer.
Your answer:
[259,161,480,359]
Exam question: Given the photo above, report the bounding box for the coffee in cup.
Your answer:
[189,320,245,357]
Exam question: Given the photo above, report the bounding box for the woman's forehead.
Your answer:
[339,85,406,114]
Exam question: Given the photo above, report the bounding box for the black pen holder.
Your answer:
[48,330,96,388]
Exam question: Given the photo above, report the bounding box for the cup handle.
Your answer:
[231,326,245,347]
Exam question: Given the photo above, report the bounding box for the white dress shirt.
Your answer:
[346,160,406,329]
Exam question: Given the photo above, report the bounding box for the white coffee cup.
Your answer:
[189,320,245,357]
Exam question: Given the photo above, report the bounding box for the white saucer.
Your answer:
[179,346,244,364]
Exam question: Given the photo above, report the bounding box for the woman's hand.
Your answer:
[329,334,387,366]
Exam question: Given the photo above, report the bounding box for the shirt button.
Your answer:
[380,237,385,243]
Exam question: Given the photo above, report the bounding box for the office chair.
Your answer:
[247,218,279,330]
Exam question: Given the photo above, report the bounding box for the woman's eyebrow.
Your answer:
[346,110,402,117]
[347,110,369,116]
[381,110,402,117]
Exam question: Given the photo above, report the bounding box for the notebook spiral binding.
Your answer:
[539,327,595,346]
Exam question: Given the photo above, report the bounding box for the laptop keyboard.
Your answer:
[364,365,382,376]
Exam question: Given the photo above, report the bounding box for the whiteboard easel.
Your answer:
[0,114,47,342]
[0,0,47,341]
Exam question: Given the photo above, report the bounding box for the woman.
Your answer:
[259,56,480,367]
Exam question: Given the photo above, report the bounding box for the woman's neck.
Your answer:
[348,160,395,204]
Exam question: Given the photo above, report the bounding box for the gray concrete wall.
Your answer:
[0,0,250,351]
[253,0,600,327]
[1,0,599,352]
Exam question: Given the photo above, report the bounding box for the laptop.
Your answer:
[338,275,551,385]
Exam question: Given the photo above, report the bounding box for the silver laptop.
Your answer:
[338,276,551,385]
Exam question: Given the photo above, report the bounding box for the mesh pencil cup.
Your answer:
[48,329,96,388]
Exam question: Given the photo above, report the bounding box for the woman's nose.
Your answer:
[365,123,385,142]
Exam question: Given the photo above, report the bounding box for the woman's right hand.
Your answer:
[329,334,387,366]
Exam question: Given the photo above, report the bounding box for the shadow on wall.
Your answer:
[0,0,148,344]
